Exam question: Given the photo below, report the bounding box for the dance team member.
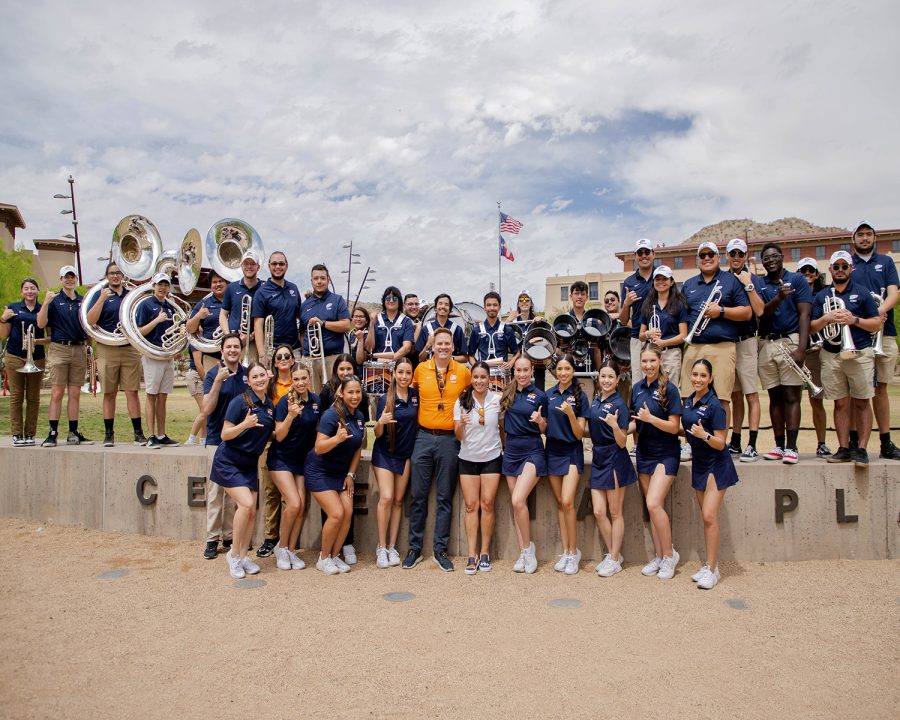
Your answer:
[681,359,739,590]
[1,278,47,446]
[209,361,274,579]
[620,238,656,384]
[372,357,418,569]
[638,265,688,385]
[545,354,589,575]
[268,363,320,571]
[468,291,518,368]
[797,258,832,456]
[501,354,548,574]
[589,362,636,578]
[300,263,351,392]
[304,375,365,575]
[506,290,545,389]
[631,343,683,580]
[416,293,467,362]
[219,250,261,362]
[454,361,503,574]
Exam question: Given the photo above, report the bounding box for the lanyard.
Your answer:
[434,360,452,410]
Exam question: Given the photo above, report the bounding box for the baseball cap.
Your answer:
[652,265,674,279]
[241,249,261,264]
[797,257,818,272]
[152,272,172,285]
[852,221,874,234]
[697,241,719,255]
[726,238,748,254]
[635,238,654,252]
[59,265,77,277]
[518,289,532,299]
[829,251,853,266]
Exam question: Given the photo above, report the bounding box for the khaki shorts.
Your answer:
[185,368,203,396]
[630,337,644,383]
[733,336,759,394]
[660,347,683,387]
[48,343,88,386]
[820,349,875,400]
[874,338,898,385]
[758,334,803,390]
[142,357,175,395]
[681,342,737,401]
[97,343,142,393]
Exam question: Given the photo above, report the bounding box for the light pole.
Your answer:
[342,242,361,300]
[54,175,83,284]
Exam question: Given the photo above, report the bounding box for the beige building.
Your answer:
[0,203,26,252]
[31,238,79,290]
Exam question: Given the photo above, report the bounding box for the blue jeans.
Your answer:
[407,430,459,555]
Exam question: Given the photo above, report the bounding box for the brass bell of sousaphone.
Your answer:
[111,215,163,282]
[177,228,202,295]
[205,218,265,283]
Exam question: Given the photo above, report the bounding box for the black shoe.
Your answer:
[880,442,900,460]
[41,433,58,448]
[827,447,853,463]
[433,551,454,572]
[255,539,276,557]
[852,448,869,467]
[222,539,233,550]
[816,442,832,457]
[728,444,742,456]
[156,435,180,447]
[67,430,93,445]
[402,549,422,569]
[134,433,148,446]
[25,435,36,446]
[146,436,161,449]
[203,541,218,560]
[103,431,115,447]
[12,435,26,447]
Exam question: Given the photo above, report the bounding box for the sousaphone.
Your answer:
[205,218,265,283]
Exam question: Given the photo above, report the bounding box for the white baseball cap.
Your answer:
[635,238,654,252]
[59,265,77,277]
[852,221,874,234]
[726,238,748,254]
[652,265,674,279]
[518,289,532,299]
[797,257,819,272]
[241,249,261,264]
[697,241,719,255]
[152,272,172,285]
[829,251,853,266]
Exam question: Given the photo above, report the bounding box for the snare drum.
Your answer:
[363,360,395,397]
[489,366,508,393]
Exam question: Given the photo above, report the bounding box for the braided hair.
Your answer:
[640,342,669,413]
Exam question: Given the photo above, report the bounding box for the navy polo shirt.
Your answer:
[757,270,813,336]
[731,273,763,338]
[5,301,45,360]
[468,319,518,361]
[372,312,415,354]
[812,281,879,353]
[681,388,727,466]
[318,385,371,422]
[621,270,654,338]
[300,291,351,356]
[251,278,301,348]
[639,300,689,341]
[545,383,589,443]
[682,269,750,343]
[221,278,261,332]
[222,392,275,455]
[87,287,127,334]
[416,318,467,356]
[46,291,86,343]
[852,252,899,337]
[309,407,365,476]
[503,383,549,437]
[588,392,630,446]
[374,388,420,459]
[270,391,321,458]
[631,377,683,454]
[203,364,249,446]
[189,293,225,341]
[135,295,177,346]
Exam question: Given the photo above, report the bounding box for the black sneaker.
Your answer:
[41,433,58,448]
[816,442,832,457]
[25,435,36,446]
[880,442,900,460]
[134,433,148,446]
[67,430,93,445]
[156,435,180,447]
[222,539,233,551]
[103,431,115,448]
[478,553,493,572]
[255,538,277,558]
[852,448,869,467]
[12,435,26,447]
[402,549,422,569]
[827,447,852,463]
[146,436,161,449]
[203,541,218,560]
[433,551,454,572]
[728,444,742,456]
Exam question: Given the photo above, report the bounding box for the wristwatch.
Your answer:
[346,472,357,481]
[745,282,755,292]
[705,433,711,442]
[719,306,726,317]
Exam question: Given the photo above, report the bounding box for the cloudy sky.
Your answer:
[3,0,898,308]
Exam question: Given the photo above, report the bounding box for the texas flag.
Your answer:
[499,233,515,262]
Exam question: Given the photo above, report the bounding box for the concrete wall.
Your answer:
[0,438,896,562]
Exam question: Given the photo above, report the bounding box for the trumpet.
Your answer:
[822,289,858,360]
[648,305,661,340]
[773,341,824,399]
[239,294,253,367]
[307,321,327,381]
[870,290,886,357]
[685,281,723,344]
[16,323,42,374]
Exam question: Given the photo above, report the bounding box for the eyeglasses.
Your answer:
[831,263,850,271]
[270,261,287,267]
[274,353,292,361]
[107,270,123,276]
[727,250,746,258]
[698,252,718,260]
[635,249,653,257]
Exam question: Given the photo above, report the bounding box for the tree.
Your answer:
[0,249,36,308]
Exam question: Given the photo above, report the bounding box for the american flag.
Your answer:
[499,233,515,262]
[499,212,523,235]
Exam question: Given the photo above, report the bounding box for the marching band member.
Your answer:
[135,273,180,449]
[305,374,365,575]
[454,361,503,574]
[467,291,518,367]
[252,251,301,363]
[186,270,226,371]
[200,333,247,560]
[559,281,602,401]
[85,262,146,447]
[36,266,92,447]
[588,362,636,578]
[849,222,900,460]
[631,343,683,580]
[811,251,882,466]
[603,290,621,323]
[501,354,548,575]
[416,293,467,362]
[638,265,689,385]
[372,357,418,569]
[347,306,370,373]
[300,263,351,392]
[267,363,320,571]
[506,290,545,389]
[756,243,813,465]
[404,328,471,571]
[365,286,415,360]
[681,359,739,590]
[797,258,832,456]
[218,250,261,361]
[1,278,47,446]
[403,293,423,368]
[545,354,589,575]
[209,361,274,579]
[620,238,656,384]
[724,239,765,462]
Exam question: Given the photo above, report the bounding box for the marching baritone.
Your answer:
[300,263,351,392]
[218,249,262,362]
[620,238,656,384]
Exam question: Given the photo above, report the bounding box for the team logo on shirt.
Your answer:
[526,393,537,403]
[326,302,333,309]
[356,419,364,429]
[875,264,883,272]
[450,375,457,381]
[311,403,319,413]
[849,295,859,302]
[289,289,296,296]
[651,390,660,401]
[566,397,576,406]
[411,397,419,407]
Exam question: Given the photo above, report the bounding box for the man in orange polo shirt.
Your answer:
[403,327,471,571]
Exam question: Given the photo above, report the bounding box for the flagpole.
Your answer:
[497,201,502,298]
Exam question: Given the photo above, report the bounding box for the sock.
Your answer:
[187,434,196,444]
[748,430,758,448]
[131,417,143,434]
[49,420,59,435]
[774,434,785,450]
[730,431,741,448]
[68,420,78,433]
[786,430,799,451]
[104,418,114,433]
[849,430,859,449]
[880,432,891,449]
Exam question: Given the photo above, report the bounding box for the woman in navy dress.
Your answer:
[682,358,739,590]
[500,354,548,574]
[545,354,589,575]
[372,357,418,569]
[209,361,275,579]
[630,343,683,581]
[305,374,365,575]
[267,363,320,572]
[589,362,637,578]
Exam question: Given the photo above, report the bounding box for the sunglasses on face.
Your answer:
[698,252,718,260]
[831,263,850,271]
[728,250,746,258]
[635,249,652,257]
[385,295,398,302]
[604,297,617,304]
[518,296,530,302]
[801,267,818,274]
[270,261,286,267]
[274,353,292,361]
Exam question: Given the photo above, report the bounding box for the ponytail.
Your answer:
[332,374,361,428]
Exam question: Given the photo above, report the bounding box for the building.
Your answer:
[30,238,79,290]
[0,203,26,252]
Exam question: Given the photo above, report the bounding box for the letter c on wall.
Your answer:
[136,475,158,506]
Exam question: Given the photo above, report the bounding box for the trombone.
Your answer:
[239,294,253,367]
[685,281,723,344]
[261,315,275,368]
[307,321,327,381]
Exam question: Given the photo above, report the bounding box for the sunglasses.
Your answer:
[698,252,718,260]
[831,263,850,271]
[270,261,287,267]
[603,297,617,304]
[728,250,746,258]
[385,295,399,301]
[477,406,485,426]
[274,353,292,361]
[635,249,653,257]
[800,267,818,274]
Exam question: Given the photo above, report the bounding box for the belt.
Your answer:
[692,339,734,345]
[52,340,85,346]
[419,428,454,436]
[762,332,793,341]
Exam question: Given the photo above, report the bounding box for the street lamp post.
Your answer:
[342,242,362,301]
[54,175,83,284]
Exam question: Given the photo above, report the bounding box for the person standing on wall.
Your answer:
[796,257,832,457]
[467,291,518,368]
[300,263,351,392]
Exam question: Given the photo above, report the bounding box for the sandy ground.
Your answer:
[0,519,897,720]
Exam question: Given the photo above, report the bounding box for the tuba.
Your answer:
[205,218,265,283]
[188,292,224,355]
[177,229,202,295]
[16,323,42,374]
[119,281,191,360]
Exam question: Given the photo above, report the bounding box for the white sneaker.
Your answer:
[241,556,261,575]
[332,555,351,573]
[524,542,538,574]
[316,554,339,575]
[598,555,623,578]
[697,565,720,589]
[386,547,401,566]
[641,556,662,576]
[287,549,306,570]
[227,551,245,579]
[691,564,711,582]
[376,546,390,569]
[342,544,357,565]
[680,443,692,461]
[274,545,291,571]
[564,549,581,576]
[657,549,680,580]
[513,549,527,573]
[183,436,197,446]
[554,553,570,572]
